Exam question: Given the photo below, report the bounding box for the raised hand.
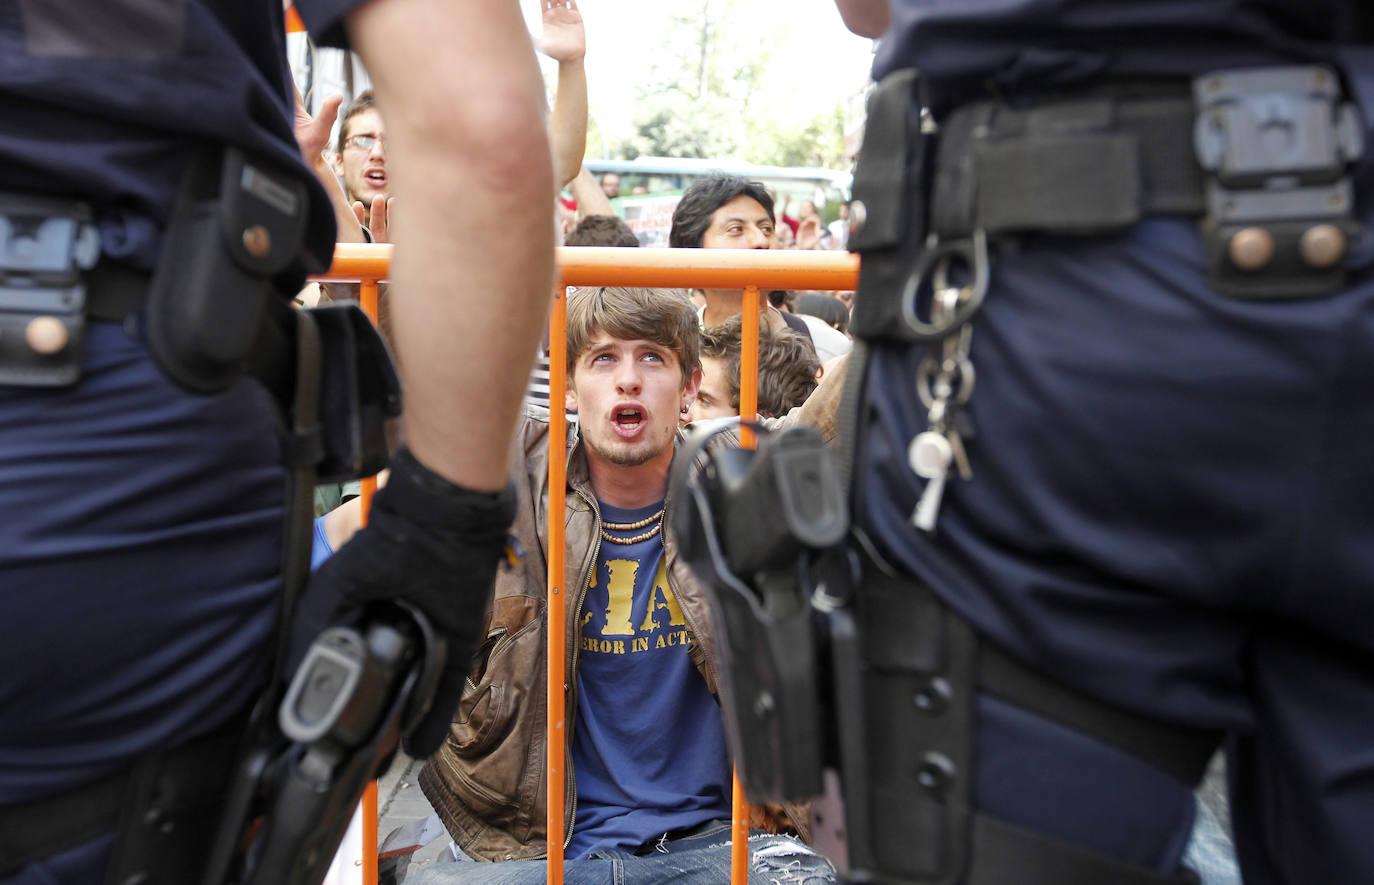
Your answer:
[352,195,395,244]
[294,89,342,169]
[796,215,824,250]
[536,0,585,65]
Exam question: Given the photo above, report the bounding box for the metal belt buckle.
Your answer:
[1193,65,1365,298]
[899,229,989,341]
[0,193,100,386]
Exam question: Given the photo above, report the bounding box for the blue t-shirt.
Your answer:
[566,500,732,858]
[311,515,334,572]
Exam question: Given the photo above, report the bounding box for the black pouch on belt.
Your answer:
[146,145,309,394]
[246,295,402,483]
[846,69,933,343]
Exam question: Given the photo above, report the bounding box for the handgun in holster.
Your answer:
[200,601,445,885]
[668,421,849,803]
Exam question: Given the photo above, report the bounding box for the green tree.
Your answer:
[743,103,848,168]
[620,0,776,160]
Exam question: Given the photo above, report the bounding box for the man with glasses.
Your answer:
[332,89,391,231]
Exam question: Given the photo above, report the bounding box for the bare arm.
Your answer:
[568,165,614,218]
[834,0,889,37]
[765,352,849,444]
[539,0,588,191]
[293,89,366,244]
[351,195,393,243]
[348,0,555,490]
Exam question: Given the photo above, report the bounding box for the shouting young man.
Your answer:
[331,90,391,226]
[412,286,835,885]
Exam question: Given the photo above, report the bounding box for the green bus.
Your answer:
[583,157,851,248]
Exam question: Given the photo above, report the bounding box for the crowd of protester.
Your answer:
[279,0,1253,881]
[291,4,867,883]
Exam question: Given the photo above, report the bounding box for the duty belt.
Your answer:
[3,254,301,413]
[847,65,1367,341]
[0,718,242,880]
[82,260,149,319]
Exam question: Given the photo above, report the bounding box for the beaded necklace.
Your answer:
[599,508,665,545]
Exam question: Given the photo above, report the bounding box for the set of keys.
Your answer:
[908,283,976,533]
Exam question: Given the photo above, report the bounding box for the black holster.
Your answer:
[199,604,444,885]
[669,423,848,802]
[669,424,1222,885]
[145,146,308,395]
[845,69,936,344]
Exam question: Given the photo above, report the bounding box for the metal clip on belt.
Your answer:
[1194,66,1365,298]
[0,194,100,386]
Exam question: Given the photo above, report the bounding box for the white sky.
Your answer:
[518,0,877,153]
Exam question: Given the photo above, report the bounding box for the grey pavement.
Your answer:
[374,751,1242,884]
[377,753,451,880]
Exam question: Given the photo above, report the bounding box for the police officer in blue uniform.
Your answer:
[0,1,555,882]
[828,1,1374,883]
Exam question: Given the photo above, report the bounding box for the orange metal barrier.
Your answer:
[358,278,381,885]
[316,244,860,885]
[285,5,306,33]
[326,243,860,291]
[545,286,569,882]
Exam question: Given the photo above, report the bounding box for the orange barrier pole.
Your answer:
[358,277,380,885]
[285,4,306,33]
[358,278,380,517]
[323,244,860,293]
[731,284,762,884]
[739,285,761,447]
[546,288,569,885]
[557,246,859,291]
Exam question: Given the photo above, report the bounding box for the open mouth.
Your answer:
[613,407,644,436]
[364,169,386,187]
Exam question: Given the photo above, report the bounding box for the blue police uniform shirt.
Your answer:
[566,500,733,859]
[0,0,360,271]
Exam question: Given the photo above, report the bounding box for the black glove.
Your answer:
[291,446,516,757]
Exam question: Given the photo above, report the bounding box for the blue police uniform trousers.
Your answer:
[0,317,285,883]
[859,213,1374,884]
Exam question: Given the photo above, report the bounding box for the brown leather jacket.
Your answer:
[419,360,845,861]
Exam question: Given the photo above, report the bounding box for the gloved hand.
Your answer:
[291,446,515,757]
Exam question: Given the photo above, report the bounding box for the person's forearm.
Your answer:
[772,352,848,443]
[549,58,588,191]
[350,0,555,491]
[569,165,614,218]
[312,157,366,243]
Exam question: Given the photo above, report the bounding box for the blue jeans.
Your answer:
[407,821,835,885]
[1183,757,1241,885]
